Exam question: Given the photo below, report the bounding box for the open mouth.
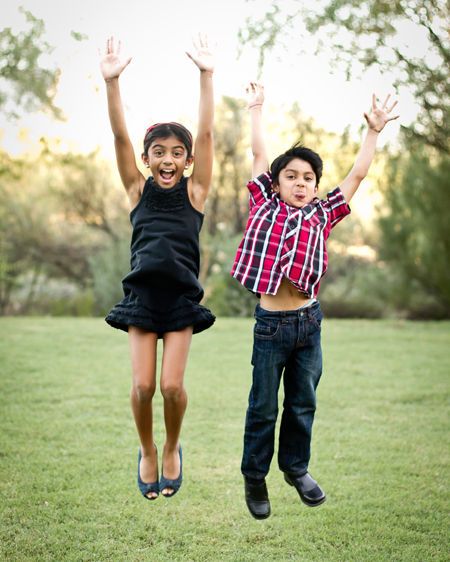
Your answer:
[159,169,176,183]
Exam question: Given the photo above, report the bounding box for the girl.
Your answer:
[232,82,398,519]
[100,36,215,500]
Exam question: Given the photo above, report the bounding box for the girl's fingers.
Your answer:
[117,40,121,55]
[372,93,377,111]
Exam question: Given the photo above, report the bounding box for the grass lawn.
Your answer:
[0,317,449,561]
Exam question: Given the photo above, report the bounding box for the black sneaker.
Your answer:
[244,477,271,519]
[284,472,326,507]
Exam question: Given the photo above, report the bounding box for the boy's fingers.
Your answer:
[387,100,398,113]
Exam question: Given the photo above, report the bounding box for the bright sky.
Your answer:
[3,0,421,161]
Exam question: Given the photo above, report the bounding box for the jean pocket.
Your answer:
[309,311,323,331]
[254,318,281,339]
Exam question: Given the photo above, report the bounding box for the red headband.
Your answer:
[144,122,193,143]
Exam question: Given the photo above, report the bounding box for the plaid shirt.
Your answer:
[231,172,351,297]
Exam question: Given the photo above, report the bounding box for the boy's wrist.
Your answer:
[104,76,119,84]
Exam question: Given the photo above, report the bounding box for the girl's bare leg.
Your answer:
[160,326,193,495]
[128,326,158,498]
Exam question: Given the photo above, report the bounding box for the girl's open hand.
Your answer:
[100,37,132,81]
[364,94,399,132]
[246,82,264,109]
[186,34,214,73]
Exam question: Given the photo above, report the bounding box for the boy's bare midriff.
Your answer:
[260,277,311,311]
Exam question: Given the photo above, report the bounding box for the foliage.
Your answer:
[205,96,249,237]
[89,238,131,315]
[378,142,450,316]
[0,144,128,314]
[0,8,62,119]
[239,0,449,154]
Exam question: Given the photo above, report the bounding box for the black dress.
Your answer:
[105,176,215,337]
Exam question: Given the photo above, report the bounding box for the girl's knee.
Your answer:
[160,380,185,401]
[132,381,156,403]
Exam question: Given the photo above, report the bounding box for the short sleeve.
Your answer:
[247,172,273,209]
[320,187,351,228]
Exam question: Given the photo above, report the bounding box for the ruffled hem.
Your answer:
[105,294,215,337]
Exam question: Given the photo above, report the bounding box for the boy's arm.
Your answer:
[187,35,214,208]
[340,94,399,203]
[247,82,269,178]
[100,37,143,204]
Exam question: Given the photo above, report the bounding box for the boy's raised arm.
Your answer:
[100,37,143,203]
[340,94,399,203]
[247,82,269,178]
[187,34,215,207]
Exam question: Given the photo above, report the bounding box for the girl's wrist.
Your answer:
[248,103,263,110]
[104,76,119,83]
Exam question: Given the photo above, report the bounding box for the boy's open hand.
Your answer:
[246,82,264,109]
[364,94,399,132]
[100,37,132,81]
[186,34,214,73]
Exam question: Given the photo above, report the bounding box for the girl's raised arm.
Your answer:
[100,37,144,206]
[247,82,268,178]
[186,35,215,209]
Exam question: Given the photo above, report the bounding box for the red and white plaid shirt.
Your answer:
[231,172,351,298]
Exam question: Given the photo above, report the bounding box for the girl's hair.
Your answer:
[270,143,323,186]
[143,122,193,158]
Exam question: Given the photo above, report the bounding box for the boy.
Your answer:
[232,82,398,519]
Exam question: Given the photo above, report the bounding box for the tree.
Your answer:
[0,144,128,314]
[378,143,450,315]
[0,7,62,119]
[239,0,449,154]
[208,96,249,237]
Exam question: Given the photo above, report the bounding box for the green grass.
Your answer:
[0,317,449,562]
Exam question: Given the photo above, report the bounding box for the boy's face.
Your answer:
[142,135,193,188]
[273,158,318,208]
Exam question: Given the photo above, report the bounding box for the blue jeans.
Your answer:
[241,302,323,480]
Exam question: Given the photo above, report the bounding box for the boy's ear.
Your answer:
[185,156,194,169]
[141,153,150,168]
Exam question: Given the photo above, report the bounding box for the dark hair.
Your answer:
[143,122,193,158]
[270,143,323,186]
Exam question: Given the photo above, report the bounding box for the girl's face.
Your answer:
[273,158,318,208]
[142,135,193,188]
